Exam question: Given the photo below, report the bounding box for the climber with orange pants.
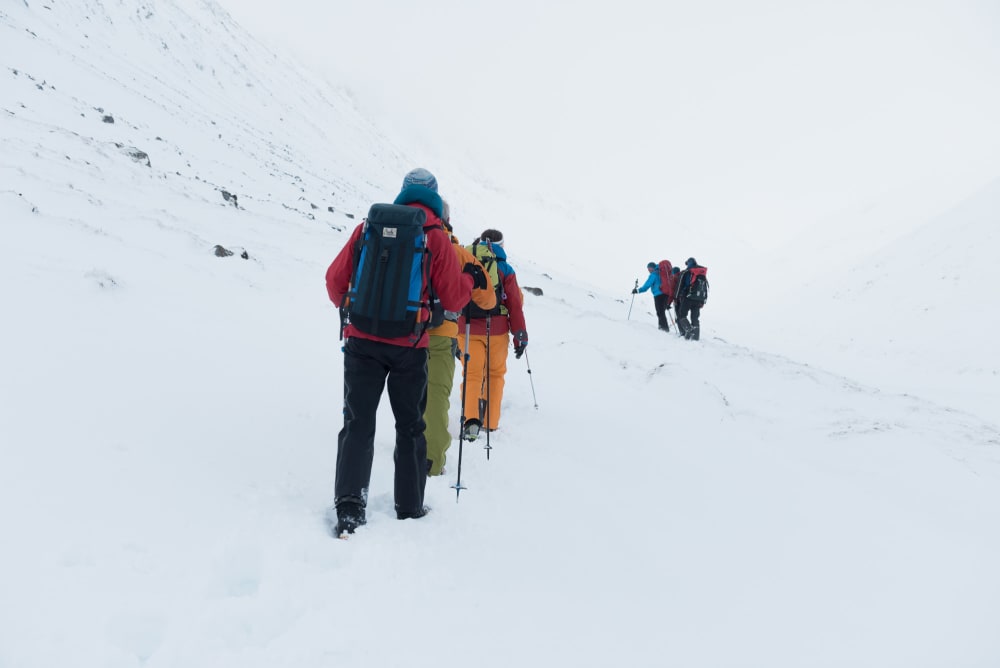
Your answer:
[457,228,528,441]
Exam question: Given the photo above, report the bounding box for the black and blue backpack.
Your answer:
[346,204,439,338]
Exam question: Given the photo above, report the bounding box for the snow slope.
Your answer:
[733,176,1000,420]
[2,2,999,667]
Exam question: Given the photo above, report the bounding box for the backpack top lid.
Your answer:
[366,202,426,228]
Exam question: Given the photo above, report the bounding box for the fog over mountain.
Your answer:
[219,0,1000,417]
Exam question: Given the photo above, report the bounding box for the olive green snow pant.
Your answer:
[424,334,457,476]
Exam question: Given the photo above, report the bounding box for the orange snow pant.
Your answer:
[459,332,510,431]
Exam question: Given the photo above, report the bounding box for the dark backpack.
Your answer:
[346,203,438,338]
[657,260,674,294]
[685,266,709,304]
[465,240,507,319]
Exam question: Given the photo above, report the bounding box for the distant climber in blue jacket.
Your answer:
[633,261,673,332]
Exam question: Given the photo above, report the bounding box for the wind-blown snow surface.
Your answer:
[2,2,1000,667]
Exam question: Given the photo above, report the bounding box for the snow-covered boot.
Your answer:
[677,316,690,337]
[330,503,366,537]
[461,418,481,442]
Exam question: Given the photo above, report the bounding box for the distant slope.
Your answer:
[736,176,1000,421]
[1,0,409,243]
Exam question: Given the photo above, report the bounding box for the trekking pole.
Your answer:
[627,279,638,320]
[484,314,492,460]
[452,313,472,501]
[524,349,538,409]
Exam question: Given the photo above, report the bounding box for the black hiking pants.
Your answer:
[676,298,702,340]
[654,294,671,331]
[335,337,429,517]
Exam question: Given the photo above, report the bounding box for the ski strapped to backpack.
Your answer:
[685,266,709,304]
[345,203,443,339]
[465,240,507,319]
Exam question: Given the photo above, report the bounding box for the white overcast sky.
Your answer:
[217,0,1000,251]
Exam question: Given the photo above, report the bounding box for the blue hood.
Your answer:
[482,240,515,277]
[394,185,443,219]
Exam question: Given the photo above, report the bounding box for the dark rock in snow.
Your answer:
[102,115,114,123]
[114,143,150,166]
[523,286,544,296]
[127,149,150,167]
[214,245,234,257]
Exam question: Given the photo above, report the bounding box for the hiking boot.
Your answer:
[461,419,481,442]
[690,325,700,341]
[396,505,430,520]
[333,502,366,537]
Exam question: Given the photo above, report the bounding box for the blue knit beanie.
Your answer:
[402,168,438,193]
[647,262,657,269]
[686,257,697,268]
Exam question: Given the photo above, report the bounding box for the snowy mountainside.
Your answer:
[0,0,609,295]
[2,0,408,240]
[735,176,1000,420]
[2,2,1000,667]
